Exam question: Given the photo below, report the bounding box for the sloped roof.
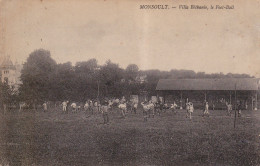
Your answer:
[0,56,15,69]
[156,78,259,91]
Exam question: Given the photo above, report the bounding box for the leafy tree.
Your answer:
[19,49,57,106]
[17,49,253,103]
[75,58,98,73]
[0,82,18,111]
[125,64,139,81]
[99,60,124,97]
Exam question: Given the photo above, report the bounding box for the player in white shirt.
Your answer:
[84,101,89,111]
[62,101,69,113]
[226,102,232,116]
[71,102,77,113]
[170,101,178,114]
[141,102,149,122]
[118,102,127,118]
[186,102,194,119]
[43,102,47,112]
[203,101,209,117]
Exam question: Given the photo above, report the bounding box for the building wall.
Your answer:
[0,61,22,89]
[1,68,16,85]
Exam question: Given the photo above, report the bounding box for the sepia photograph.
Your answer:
[0,0,260,165]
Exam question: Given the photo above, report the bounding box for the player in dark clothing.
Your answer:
[237,101,242,117]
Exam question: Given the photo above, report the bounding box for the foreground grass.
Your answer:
[0,108,260,166]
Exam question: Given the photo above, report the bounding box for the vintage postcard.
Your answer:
[0,0,260,165]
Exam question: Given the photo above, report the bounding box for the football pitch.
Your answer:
[0,108,260,166]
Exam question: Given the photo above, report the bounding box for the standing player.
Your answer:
[43,102,48,112]
[148,100,155,118]
[237,101,242,117]
[118,102,127,118]
[101,101,110,124]
[62,101,69,113]
[170,101,178,114]
[186,102,193,119]
[203,101,210,117]
[84,101,89,112]
[93,100,99,114]
[121,96,126,104]
[89,100,94,114]
[71,102,77,113]
[133,102,138,114]
[141,101,149,122]
[226,102,232,116]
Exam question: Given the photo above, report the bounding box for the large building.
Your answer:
[0,56,22,89]
[156,78,260,110]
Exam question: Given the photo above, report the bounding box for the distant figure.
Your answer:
[148,101,155,118]
[77,105,81,112]
[203,101,209,117]
[133,102,138,114]
[226,102,232,116]
[89,100,94,114]
[71,102,77,113]
[130,101,138,114]
[141,102,149,122]
[118,102,127,118]
[170,102,178,114]
[43,102,47,112]
[93,101,99,114]
[186,102,194,119]
[238,101,242,117]
[162,103,169,112]
[84,101,89,112]
[121,96,126,104]
[19,102,27,112]
[185,101,189,112]
[114,98,120,104]
[101,101,109,124]
[62,101,69,113]
[154,101,160,116]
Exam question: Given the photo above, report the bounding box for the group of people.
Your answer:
[56,97,139,124]
[185,99,243,119]
[225,101,243,117]
[40,97,246,124]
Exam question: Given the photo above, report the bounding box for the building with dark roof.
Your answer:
[156,78,259,110]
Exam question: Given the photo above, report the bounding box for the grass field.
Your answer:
[0,107,260,166]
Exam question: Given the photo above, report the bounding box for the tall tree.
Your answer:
[125,64,139,81]
[0,82,16,110]
[99,60,124,97]
[19,49,57,105]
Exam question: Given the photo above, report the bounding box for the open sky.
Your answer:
[0,0,260,77]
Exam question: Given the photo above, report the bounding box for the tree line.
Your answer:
[0,49,253,107]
